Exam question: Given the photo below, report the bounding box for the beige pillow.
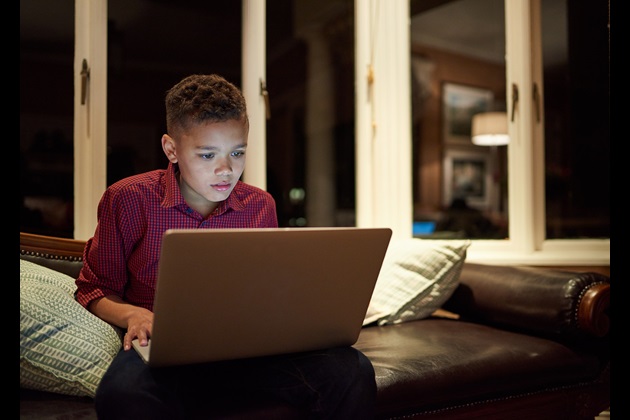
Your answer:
[364,238,471,326]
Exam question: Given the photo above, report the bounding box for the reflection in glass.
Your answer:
[410,0,508,239]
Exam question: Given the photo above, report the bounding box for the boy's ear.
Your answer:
[161,134,178,163]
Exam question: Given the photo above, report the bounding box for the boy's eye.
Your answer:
[231,151,245,158]
[200,153,214,160]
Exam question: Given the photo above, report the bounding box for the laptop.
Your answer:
[132,227,392,367]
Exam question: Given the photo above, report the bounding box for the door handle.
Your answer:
[510,83,519,122]
[80,59,90,105]
[260,79,270,120]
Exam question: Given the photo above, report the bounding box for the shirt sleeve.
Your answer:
[75,185,140,309]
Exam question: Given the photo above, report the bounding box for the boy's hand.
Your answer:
[123,307,154,350]
[88,296,154,351]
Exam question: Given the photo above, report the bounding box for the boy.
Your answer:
[75,74,376,419]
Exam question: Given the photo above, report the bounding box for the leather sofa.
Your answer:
[19,232,610,419]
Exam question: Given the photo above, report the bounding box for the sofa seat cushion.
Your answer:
[354,318,604,418]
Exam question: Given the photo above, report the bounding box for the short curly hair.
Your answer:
[165,74,248,136]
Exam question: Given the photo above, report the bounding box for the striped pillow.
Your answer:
[364,238,471,326]
[20,259,123,397]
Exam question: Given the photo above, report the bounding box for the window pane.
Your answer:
[542,0,610,239]
[410,0,508,239]
[20,0,75,238]
[266,0,355,227]
[106,1,242,185]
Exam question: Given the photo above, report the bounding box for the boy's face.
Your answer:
[161,118,248,216]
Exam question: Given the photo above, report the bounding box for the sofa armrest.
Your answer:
[443,263,610,339]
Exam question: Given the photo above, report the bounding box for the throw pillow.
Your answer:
[364,238,471,326]
[20,259,123,397]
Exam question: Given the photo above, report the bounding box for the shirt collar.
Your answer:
[161,162,185,209]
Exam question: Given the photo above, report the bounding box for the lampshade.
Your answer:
[471,112,509,146]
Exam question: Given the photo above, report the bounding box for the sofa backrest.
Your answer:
[20,232,86,279]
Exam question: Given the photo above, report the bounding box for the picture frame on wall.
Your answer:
[442,83,494,146]
[443,148,493,210]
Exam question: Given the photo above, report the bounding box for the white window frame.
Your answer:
[74,0,609,266]
[241,0,267,191]
[74,0,107,240]
[352,0,608,266]
[468,0,609,266]
[354,0,413,241]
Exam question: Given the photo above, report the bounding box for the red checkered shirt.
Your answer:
[75,162,278,311]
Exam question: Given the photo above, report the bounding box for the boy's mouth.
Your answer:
[213,182,231,192]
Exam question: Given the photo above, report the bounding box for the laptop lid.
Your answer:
[133,227,392,367]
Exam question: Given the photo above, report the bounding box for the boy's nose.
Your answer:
[215,159,232,175]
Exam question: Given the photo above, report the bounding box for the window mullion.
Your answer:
[73,0,107,240]
[241,0,267,190]
[529,0,547,247]
[355,0,412,239]
[505,0,537,253]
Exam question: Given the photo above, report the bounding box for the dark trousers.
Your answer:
[95,346,376,419]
